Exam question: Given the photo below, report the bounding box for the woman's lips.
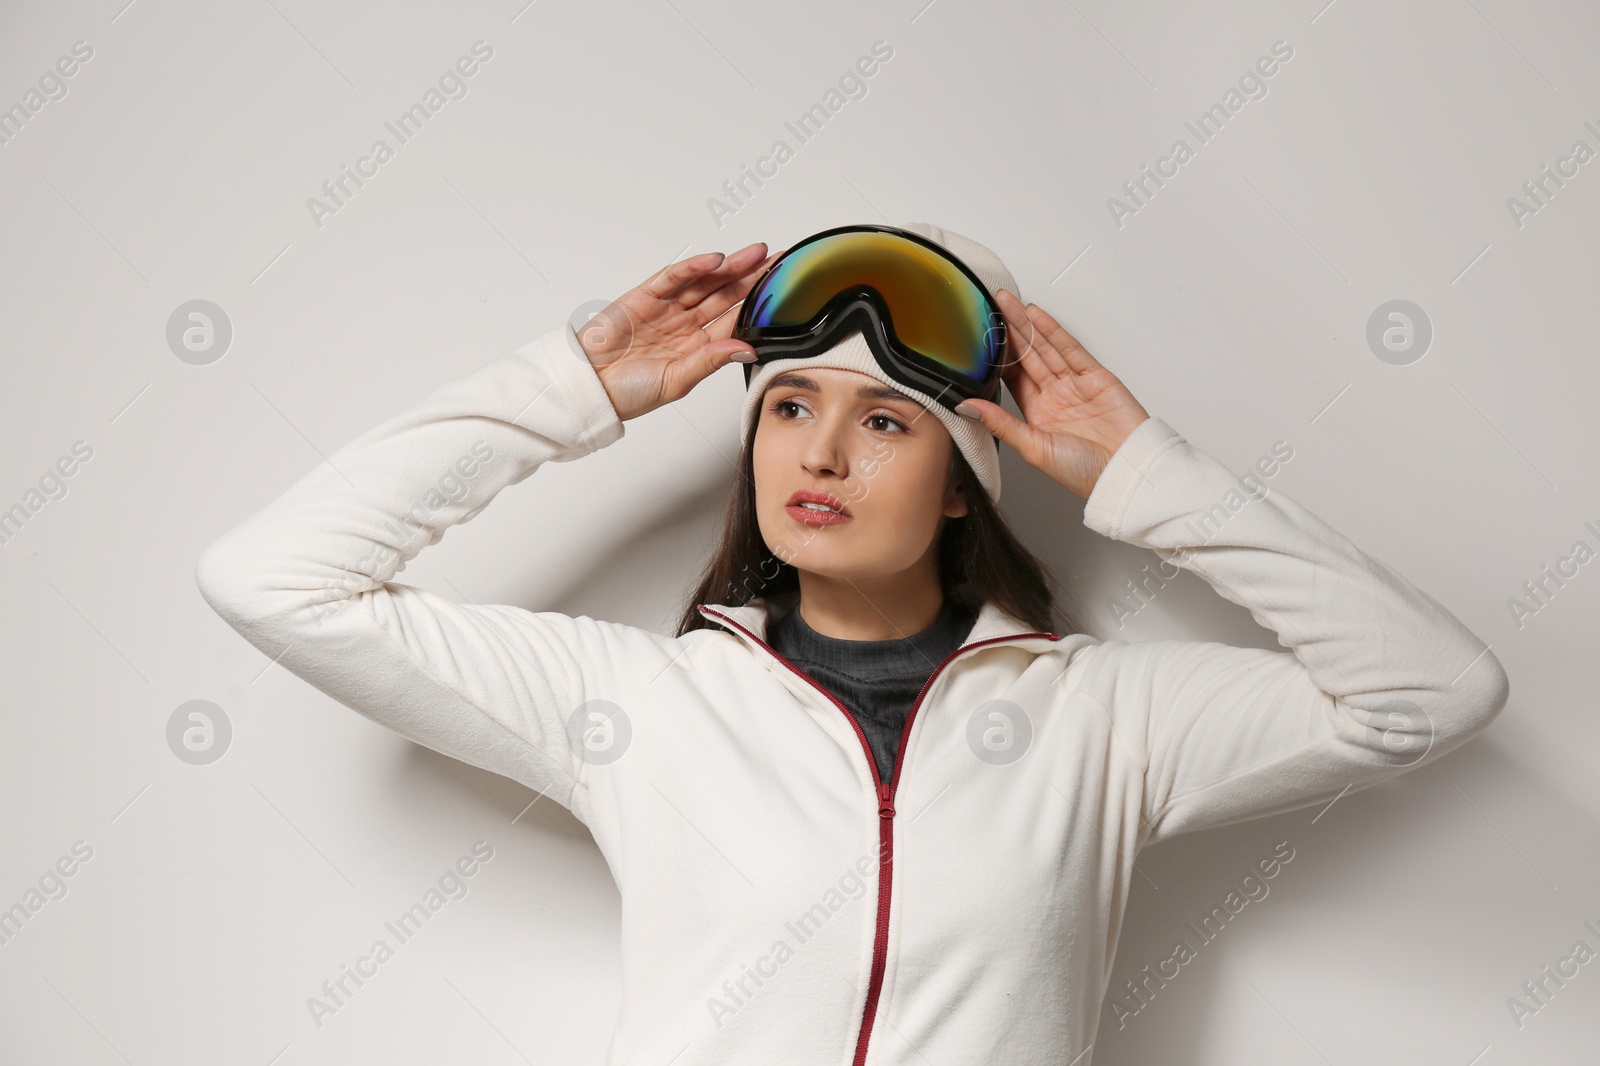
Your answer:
[785,503,853,526]
[786,489,851,525]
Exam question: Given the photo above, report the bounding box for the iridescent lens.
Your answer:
[744,229,999,386]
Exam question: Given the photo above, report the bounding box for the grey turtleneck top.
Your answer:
[767,597,978,786]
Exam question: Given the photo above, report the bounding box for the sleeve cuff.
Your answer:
[517,322,627,455]
[1082,415,1184,540]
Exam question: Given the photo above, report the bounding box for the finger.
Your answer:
[676,241,771,310]
[692,247,781,327]
[642,250,731,301]
[702,303,749,344]
[996,289,1055,386]
[666,337,755,397]
[955,396,1040,462]
[999,289,1074,380]
[1025,302,1104,375]
[998,350,1040,412]
[995,290,1062,391]
[698,251,784,347]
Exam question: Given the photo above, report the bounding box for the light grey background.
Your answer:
[3,0,1597,1062]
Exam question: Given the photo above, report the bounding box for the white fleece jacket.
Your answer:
[196,321,1509,1066]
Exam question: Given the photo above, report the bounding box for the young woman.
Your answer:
[197,223,1509,1065]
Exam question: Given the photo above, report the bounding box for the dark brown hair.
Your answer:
[672,409,1081,638]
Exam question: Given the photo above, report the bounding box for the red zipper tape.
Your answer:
[698,604,1058,1064]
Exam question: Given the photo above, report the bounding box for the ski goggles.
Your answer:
[734,224,1009,410]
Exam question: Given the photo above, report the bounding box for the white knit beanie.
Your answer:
[737,222,1017,504]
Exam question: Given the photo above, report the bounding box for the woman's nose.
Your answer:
[799,419,854,478]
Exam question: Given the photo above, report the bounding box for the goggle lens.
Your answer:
[742,229,1002,394]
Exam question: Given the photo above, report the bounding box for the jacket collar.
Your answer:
[695,596,1062,656]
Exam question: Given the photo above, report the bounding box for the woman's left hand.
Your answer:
[954,290,1151,500]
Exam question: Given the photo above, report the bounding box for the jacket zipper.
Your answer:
[697,605,1059,1065]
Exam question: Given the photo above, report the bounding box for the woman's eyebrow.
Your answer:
[857,384,915,403]
[768,372,916,404]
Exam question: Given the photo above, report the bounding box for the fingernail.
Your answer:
[953,401,979,419]
[732,349,759,362]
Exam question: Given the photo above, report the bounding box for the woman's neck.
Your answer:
[791,571,947,641]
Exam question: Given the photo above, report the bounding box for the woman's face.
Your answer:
[752,368,968,584]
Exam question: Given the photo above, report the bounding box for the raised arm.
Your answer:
[956,294,1509,847]
[1070,415,1507,845]
[195,243,776,810]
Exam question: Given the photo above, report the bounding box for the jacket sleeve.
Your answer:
[195,322,679,811]
[1072,416,1510,848]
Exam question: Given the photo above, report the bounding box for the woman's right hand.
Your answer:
[576,242,780,423]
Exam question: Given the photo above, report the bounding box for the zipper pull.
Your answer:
[877,782,895,820]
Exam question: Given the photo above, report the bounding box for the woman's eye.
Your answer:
[868,414,906,433]
[768,399,904,433]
